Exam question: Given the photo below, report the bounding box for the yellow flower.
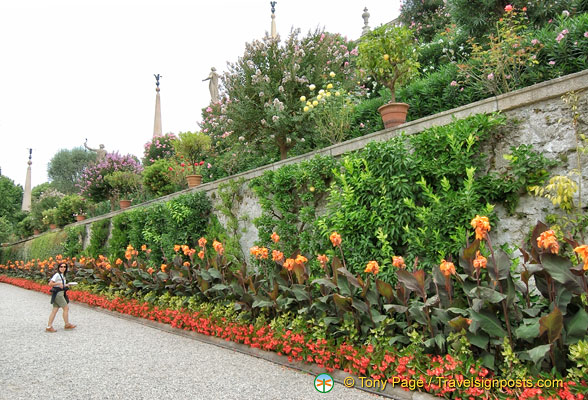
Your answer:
[319,89,325,95]
[309,84,316,91]
[300,96,306,102]
[335,91,340,96]
[383,54,390,61]
[329,71,336,77]
[303,106,309,112]
[326,83,333,89]
[306,101,312,106]
[312,100,319,106]
[317,95,322,100]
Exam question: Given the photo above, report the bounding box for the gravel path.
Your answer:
[0,283,385,400]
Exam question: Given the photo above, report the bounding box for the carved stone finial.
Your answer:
[362,7,371,36]
[270,1,277,14]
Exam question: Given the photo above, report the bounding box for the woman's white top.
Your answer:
[50,273,67,286]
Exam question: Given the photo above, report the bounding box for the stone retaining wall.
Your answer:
[5,70,588,258]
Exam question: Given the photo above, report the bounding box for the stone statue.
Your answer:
[203,67,219,103]
[154,74,161,88]
[84,139,106,162]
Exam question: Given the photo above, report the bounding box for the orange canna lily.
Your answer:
[392,256,406,269]
[174,244,181,252]
[573,244,588,270]
[330,232,342,247]
[473,251,487,270]
[272,250,284,262]
[295,254,308,265]
[213,240,224,256]
[470,215,491,240]
[317,254,329,265]
[537,230,559,254]
[364,260,380,275]
[271,232,280,243]
[283,258,296,271]
[198,250,205,260]
[440,260,456,277]
[198,237,207,248]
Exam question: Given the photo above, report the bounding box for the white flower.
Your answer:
[286,137,291,144]
[300,138,305,142]
[238,136,245,141]
[309,84,316,91]
[272,115,279,122]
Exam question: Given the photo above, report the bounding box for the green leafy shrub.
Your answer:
[104,170,143,200]
[108,213,131,260]
[29,231,67,260]
[142,159,182,197]
[316,113,555,274]
[85,219,110,258]
[63,225,86,258]
[55,194,88,226]
[250,155,338,261]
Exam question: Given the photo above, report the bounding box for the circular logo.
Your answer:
[314,373,334,393]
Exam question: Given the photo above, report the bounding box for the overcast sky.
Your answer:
[0,0,400,189]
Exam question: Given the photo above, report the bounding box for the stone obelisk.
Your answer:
[153,74,162,138]
[21,149,32,212]
[270,2,277,39]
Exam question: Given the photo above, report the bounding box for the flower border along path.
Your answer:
[2,274,585,400]
[0,275,430,400]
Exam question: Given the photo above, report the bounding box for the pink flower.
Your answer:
[504,4,513,12]
[206,107,212,112]
[207,163,212,169]
[450,80,458,86]
[548,61,556,65]
[531,39,540,45]
[487,73,494,80]
[584,32,588,38]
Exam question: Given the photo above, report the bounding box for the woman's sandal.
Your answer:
[64,323,76,330]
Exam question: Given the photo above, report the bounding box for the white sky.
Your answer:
[0,0,400,189]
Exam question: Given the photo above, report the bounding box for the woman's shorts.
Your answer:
[53,291,67,308]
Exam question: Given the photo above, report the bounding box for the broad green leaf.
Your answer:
[541,253,581,291]
[565,308,588,344]
[470,310,507,338]
[515,319,540,341]
[312,278,337,290]
[467,332,489,349]
[469,286,507,303]
[525,344,551,365]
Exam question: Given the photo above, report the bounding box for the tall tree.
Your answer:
[0,175,23,225]
[47,147,97,194]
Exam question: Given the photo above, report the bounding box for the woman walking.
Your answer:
[46,262,76,332]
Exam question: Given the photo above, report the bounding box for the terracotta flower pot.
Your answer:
[186,174,203,188]
[49,224,57,230]
[378,102,410,129]
[75,215,86,222]
[33,229,41,235]
[119,200,131,209]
